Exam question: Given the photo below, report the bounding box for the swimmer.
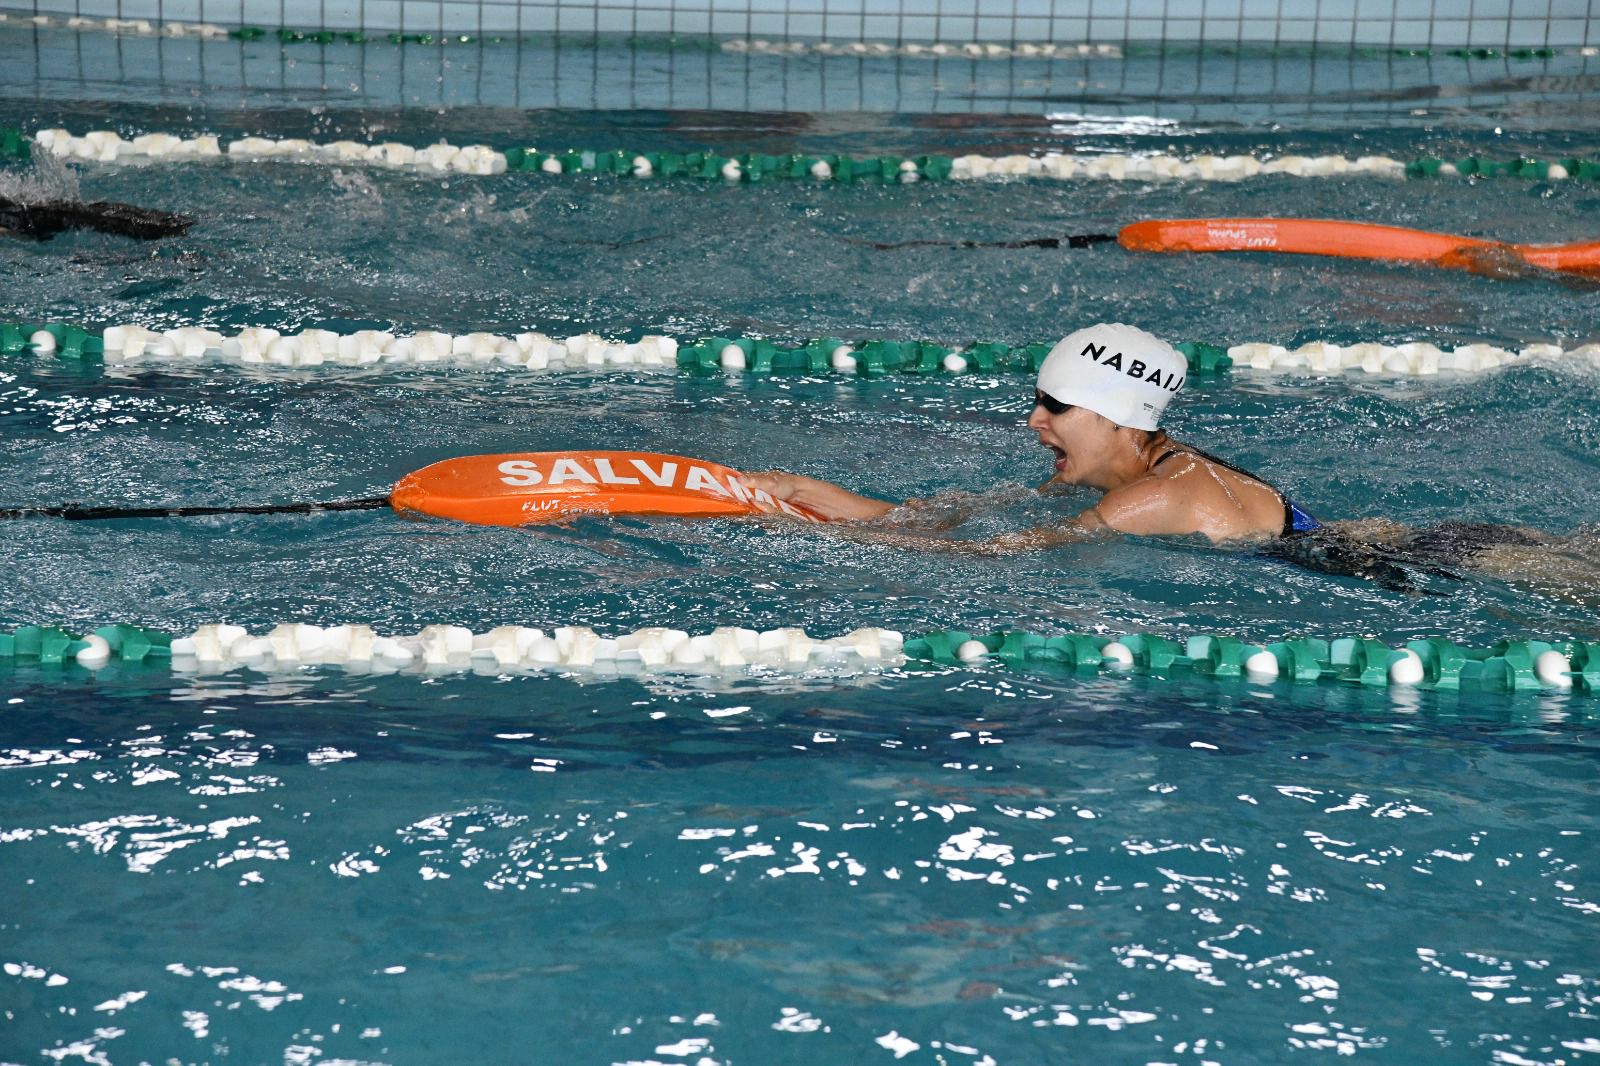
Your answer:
[0,192,191,241]
[748,322,1316,546]
[745,322,1582,593]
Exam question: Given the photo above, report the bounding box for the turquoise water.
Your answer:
[3,31,1600,1065]
[4,669,1597,1063]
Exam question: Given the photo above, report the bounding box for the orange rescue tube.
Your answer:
[1118,218,1600,276]
[390,450,826,527]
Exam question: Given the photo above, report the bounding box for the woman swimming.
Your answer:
[749,323,1316,541]
[745,322,1569,593]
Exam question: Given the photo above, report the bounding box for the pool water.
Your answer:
[2,29,1599,1066]
[4,668,1597,1063]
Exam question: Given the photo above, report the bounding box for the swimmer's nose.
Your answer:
[1026,404,1048,430]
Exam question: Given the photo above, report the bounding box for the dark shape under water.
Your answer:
[0,194,193,241]
[1267,520,1551,595]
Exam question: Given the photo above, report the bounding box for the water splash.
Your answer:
[0,148,81,205]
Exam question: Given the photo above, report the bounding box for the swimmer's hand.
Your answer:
[743,471,897,522]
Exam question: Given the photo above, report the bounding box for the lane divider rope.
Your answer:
[1,14,1591,60]
[4,321,1597,379]
[9,127,1600,184]
[0,622,1594,695]
[723,39,1588,60]
[732,39,1593,59]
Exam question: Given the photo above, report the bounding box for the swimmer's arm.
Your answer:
[745,472,1190,551]
[825,485,1193,555]
[744,472,1090,544]
[804,512,1109,555]
[743,472,897,521]
[746,472,1143,552]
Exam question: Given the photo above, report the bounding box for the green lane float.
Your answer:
[11,125,1600,186]
[0,321,1230,376]
[0,623,174,668]
[903,630,1598,694]
[0,622,1593,695]
[5,318,1597,381]
[0,125,30,163]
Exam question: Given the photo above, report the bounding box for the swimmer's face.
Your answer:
[1027,391,1132,489]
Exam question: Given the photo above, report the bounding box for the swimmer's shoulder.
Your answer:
[1091,476,1205,538]
[1156,444,1287,511]
[1099,444,1287,542]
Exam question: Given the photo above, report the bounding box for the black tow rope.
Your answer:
[844,232,1117,251]
[0,497,392,521]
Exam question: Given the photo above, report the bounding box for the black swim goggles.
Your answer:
[1033,389,1073,415]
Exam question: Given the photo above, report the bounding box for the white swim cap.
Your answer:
[1035,323,1187,431]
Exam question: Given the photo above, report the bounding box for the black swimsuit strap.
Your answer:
[1152,443,1281,494]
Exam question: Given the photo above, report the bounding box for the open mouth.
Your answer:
[1046,444,1068,471]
